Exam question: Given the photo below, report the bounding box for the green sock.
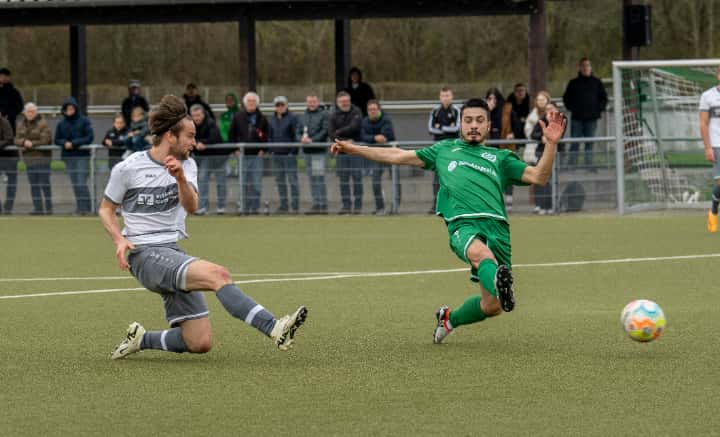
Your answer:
[477,258,498,297]
[449,295,486,328]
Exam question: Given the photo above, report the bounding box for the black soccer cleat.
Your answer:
[495,265,515,312]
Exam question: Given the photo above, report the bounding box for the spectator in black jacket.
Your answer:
[55,97,94,215]
[0,68,24,135]
[120,80,150,126]
[328,90,363,214]
[563,57,608,169]
[427,86,460,214]
[346,67,376,117]
[228,92,269,214]
[360,100,397,215]
[269,96,300,214]
[191,104,227,215]
[103,113,128,169]
[506,83,530,124]
[0,113,16,214]
[184,83,215,120]
[485,88,505,140]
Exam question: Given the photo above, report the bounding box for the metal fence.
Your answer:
[0,137,639,216]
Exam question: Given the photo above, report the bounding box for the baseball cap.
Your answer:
[128,79,141,88]
[273,96,288,105]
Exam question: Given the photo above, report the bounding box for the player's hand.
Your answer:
[196,142,206,151]
[114,238,135,270]
[705,148,715,163]
[538,110,567,145]
[64,141,73,150]
[331,139,356,155]
[164,156,185,181]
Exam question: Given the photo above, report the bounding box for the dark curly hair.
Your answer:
[148,95,189,146]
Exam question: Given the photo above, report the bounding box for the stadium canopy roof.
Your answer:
[0,0,548,112]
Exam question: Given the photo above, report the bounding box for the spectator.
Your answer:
[0,113,16,214]
[506,83,530,124]
[328,90,363,214]
[427,86,460,214]
[0,68,24,134]
[346,67,376,117]
[120,80,149,126]
[360,100,396,215]
[562,57,608,169]
[485,88,505,140]
[191,104,228,215]
[524,90,551,141]
[183,83,215,120]
[228,91,269,215]
[219,92,239,142]
[16,103,53,215]
[54,97,93,215]
[297,94,329,215]
[499,101,523,213]
[269,96,300,214]
[531,102,567,214]
[125,106,151,152]
[103,113,128,169]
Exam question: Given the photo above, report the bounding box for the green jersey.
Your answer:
[415,138,528,222]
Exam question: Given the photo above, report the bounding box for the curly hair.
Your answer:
[148,95,189,146]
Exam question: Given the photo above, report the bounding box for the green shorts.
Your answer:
[447,218,512,282]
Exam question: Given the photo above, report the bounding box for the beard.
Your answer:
[462,131,486,145]
[169,145,190,160]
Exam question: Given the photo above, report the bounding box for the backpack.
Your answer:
[560,182,585,212]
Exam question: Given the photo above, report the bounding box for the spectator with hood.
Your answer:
[55,97,94,215]
[346,67,376,117]
[219,92,239,142]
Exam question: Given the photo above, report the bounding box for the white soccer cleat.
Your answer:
[433,305,454,344]
[270,306,308,351]
[111,322,146,360]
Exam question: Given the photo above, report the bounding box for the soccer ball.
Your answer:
[620,299,666,342]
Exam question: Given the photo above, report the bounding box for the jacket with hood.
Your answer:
[269,110,299,155]
[54,97,94,158]
[345,67,376,116]
[194,113,230,157]
[219,93,239,142]
[296,107,329,154]
[0,81,24,133]
[228,109,269,156]
[184,94,215,120]
[0,116,15,158]
[328,104,363,143]
[562,73,608,121]
[360,111,396,146]
[15,114,52,161]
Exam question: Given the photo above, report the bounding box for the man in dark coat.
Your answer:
[54,97,94,215]
[0,68,24,135]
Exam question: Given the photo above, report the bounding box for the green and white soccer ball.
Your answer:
[620,299,666,342]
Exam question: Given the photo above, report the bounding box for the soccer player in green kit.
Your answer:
[331,98,566,343]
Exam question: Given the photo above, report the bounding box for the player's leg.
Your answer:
[707,150,720,233]
[184,259,308,350]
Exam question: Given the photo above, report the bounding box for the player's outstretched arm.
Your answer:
[99,198,135,270]
[331,139,425,167]
[521,110,567,185]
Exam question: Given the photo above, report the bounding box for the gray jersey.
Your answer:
[104,151,198,246]
[700,86,720,148]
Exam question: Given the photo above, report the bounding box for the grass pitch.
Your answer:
[0,214,719,436]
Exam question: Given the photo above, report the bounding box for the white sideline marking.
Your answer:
[1,253,719,300]
[0,272,360,283]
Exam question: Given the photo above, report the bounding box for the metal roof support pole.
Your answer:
[335,19,351,93]
[238,13,257,93]
[70,25,88,114]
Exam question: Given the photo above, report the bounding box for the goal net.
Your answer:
[612,59,720,214]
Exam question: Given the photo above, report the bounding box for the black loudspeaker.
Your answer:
[624,4,652,47]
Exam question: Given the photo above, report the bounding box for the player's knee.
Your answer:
[210,265,232,289]
[467,245,495,268]
[481,297,502,317]
[186,334,213,354]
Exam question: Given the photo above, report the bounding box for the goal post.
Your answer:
[612,59,720,214]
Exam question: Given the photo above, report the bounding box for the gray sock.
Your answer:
[140,328,188,353]
[216,284,276,336]
[712,185,720,214]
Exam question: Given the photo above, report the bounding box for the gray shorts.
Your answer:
[714,149,720,179]
[128,243,209,327]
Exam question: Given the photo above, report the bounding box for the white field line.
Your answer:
[1,252,719,300]
[0,272,361,283]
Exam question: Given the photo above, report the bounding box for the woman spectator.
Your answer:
[15,102,53,214]
[531,102,566,215]
[484,88,505,140]
[524,90,551,141]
